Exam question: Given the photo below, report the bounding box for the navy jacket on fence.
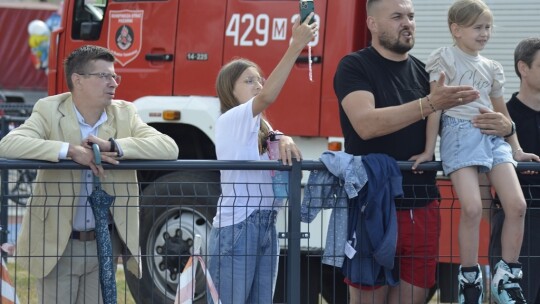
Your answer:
[342,153,403,286]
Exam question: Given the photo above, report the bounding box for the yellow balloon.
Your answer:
[28,34,49,48]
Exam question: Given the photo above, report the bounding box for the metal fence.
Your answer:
[1,108,540,304]
[0,158,539,304]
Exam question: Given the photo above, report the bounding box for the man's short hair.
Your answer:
[366,0,383,16]
[64,45,115,91]
[514,37,540,80]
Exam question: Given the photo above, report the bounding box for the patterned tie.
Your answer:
[88,144,117,304]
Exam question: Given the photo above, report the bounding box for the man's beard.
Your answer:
[379,30,414,54]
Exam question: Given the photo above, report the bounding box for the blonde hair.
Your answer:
[215,58,271,154]
[448,0,492,33]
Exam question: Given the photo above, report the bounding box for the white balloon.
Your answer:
[28,19,50,36]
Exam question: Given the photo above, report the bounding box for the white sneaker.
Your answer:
[458,264,483,304]
[491,260,527,304]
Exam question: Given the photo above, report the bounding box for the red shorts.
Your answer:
[346,200,441,290]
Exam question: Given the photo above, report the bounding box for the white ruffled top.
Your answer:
[425,46,505,120]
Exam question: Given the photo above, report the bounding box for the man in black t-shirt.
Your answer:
[333,0,513,303]
[490,37,540,304]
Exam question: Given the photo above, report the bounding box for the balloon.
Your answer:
[28,34,49,49]
[27,19,50,36]
[45,13,61,32]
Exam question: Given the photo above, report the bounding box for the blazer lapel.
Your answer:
[59,96,82,146]
[58,96,82,205]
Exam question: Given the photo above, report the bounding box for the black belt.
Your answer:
[71,224,113,242]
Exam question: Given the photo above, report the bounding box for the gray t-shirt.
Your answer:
[426,46,505,120]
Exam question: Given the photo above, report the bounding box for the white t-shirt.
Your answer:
[426,46,505,120]
[213,98,279,228]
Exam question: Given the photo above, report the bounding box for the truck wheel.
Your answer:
[124,170,220,304]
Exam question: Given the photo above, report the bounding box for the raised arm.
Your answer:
[251,14,317,116]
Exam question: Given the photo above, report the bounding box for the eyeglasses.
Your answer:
[78,72,122,85]
[243,76,265,86]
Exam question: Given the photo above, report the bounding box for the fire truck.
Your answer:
[48,0,359,302]
[45,0,540,303]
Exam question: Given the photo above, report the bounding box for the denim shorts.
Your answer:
[440,115,516,176]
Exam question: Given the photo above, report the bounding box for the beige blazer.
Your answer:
[0,92,179,278]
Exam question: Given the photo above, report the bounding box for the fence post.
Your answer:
[0,116,9,250]
[286,159,302,304]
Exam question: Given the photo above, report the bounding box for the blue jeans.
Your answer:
[207,209,279,304]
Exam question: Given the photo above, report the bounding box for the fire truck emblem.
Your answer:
[108,10,143,66]
[116,25,133,50]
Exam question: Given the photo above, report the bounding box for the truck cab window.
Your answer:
[72,0,107,40]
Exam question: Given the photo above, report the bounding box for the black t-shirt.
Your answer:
[507,92,540,204]
[333,46,438,209]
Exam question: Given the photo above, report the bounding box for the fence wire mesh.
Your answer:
[0,159,538,303]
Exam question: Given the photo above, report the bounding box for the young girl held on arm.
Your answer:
[411,1,537,303]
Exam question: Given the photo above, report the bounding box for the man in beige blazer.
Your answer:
[0,45,178,303]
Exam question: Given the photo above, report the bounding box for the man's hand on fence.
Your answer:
[68,144,118,177]
[84,135,116,154]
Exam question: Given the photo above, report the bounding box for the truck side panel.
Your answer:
[319,0,369,137]
[52,0,180,101]
[222,0,326,136]
[173,0,227,97]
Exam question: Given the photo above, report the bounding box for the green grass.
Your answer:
[7,262,136,304]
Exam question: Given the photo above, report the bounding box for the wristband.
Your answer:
[108,137,116,152]
[426,95,436,112]
[418,98,425,120]
[504,121,516,138]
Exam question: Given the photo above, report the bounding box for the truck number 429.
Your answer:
[225,13,319,47]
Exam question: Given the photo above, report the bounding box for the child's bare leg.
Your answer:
[478,173,493,223]
[488,163,526,263]
[450,167,483,267]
